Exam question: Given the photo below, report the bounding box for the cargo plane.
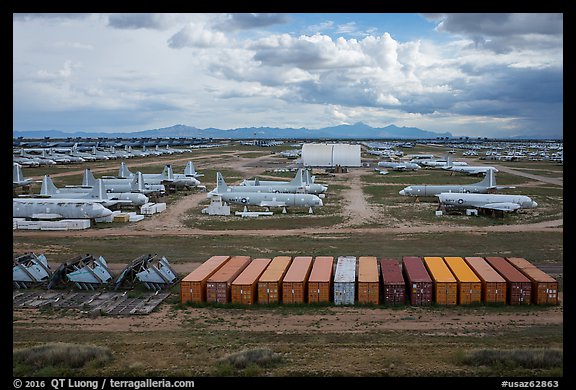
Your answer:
[436,192,538,213]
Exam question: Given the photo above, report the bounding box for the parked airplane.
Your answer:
[398,169,512,197]
[436,192,538,212]
[13,198,113,220]
[209,172,323,210]
[377,161,421,171]
[210,170,327,197]
[13,163,32,188]
[420,155,468,168]
[162,164,201,189]
[82,169,165,195]
[240,169,327,195]
[183,161,204,178]
[39,175,149,207]
[118,161,174,185]
[442,164,499,176]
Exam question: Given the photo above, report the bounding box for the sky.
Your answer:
[13,13,563,138]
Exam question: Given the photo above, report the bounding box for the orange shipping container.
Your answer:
[206,256,251,303]
[231,258,272,305]
[443,257,481,305]
[180,256,231,304]
[464,257,507,304]
[258,256,292,304]
[506,257,558,305]
[423,257,457,305]
[308,256,334,303]
[485,256,531,305]
[357,256,379,304]
[282,256,313,304]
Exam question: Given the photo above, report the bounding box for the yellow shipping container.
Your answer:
[443,257,482,305]
[423,257,457,305]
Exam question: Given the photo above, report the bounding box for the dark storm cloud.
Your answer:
[215,13,289,31]
[13,13,91,21]
[107,13,172,30]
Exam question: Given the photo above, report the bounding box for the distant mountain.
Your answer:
[13,122,453,139]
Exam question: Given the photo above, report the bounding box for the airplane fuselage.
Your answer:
[436,193,538,211]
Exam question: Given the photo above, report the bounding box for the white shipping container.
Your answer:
[155,203,167,212]
[334,256,357,305]
[61,219,91,229]
[129,214,145,222]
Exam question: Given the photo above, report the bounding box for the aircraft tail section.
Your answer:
[119,161,133,178]
[288,169,304,186]
[82,168,97,186]
[40,175,59,196]
[13,163,24,183]
[131,172,145,192]
[478,168,497,188]
[216,172,228,193]
[88,179,108,200]
[162,164,174,181]
[184,161,196,176]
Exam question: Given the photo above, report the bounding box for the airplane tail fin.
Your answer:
[216,172,228,192]
[478,168,497,188]
[289,169,304,186]
[82,168,97,186]
[40,175,59,195]
[446,156,453,167]
[88,179,108,200]
[13,163,24,183]
[254,177,260,186]
[162,164,174,181]
[119,161,132,178]
[184,161,196,176]
[130,172,145,192]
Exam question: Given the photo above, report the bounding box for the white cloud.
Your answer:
[168,23,228,48]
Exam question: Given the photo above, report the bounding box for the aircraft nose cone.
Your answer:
[532,201,538,208]
[399,189,406,196]
[318,199,323,206]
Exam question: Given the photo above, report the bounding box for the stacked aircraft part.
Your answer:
[48,254,114,290]
[114,254,178,291]
[13,253,52,289]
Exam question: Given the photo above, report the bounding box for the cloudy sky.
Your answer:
[13,13,563,138]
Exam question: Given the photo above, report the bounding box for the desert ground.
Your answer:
[13,143,563,378]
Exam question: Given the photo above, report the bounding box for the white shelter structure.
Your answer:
[301,143,361,167]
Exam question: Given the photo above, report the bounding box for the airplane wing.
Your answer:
[478,202,522,212]
[258,200,288,207]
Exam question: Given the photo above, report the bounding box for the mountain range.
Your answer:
[13,123,453,140]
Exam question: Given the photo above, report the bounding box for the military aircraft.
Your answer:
[13,163,32,188]
[183,161,204,178]
[436,192,538,213]
[398,169,512,197]
[442,164,499,176]
[82,169,165,195]
[209,172,323,210]
[39,175,149,207]
[377,161,421,171]
[239,169,327,195]
[13,197,113,220]
[420,155,468,168]
[163,163,201,189]
[118,161,174,185]
[210,170,327,197]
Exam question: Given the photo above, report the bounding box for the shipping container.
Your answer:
[180,256,231,304]
[282,256,313,304]
[464,257,507,304]
[484,257,531,305]
[402,256,433,305]
[334,256,357,305]
[231,258,272,305]
[357,256,379,304]
[443,257,482,305]
[423,257,458,305]
[307,256,334,304]
[206,256,251,303]
[258,256,292,304]
[380,258,405,305]
[506,257,558,305]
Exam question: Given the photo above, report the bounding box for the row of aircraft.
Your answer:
[13,161,204,221]
[207,169,327,212]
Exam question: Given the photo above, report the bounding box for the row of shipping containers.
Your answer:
[180,255,558,306]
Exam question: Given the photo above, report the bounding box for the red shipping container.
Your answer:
[402,256,433,305]
[206,256,251,303]
[506,257,558,305]
[380,258,405,305]
[485,257,531,305]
